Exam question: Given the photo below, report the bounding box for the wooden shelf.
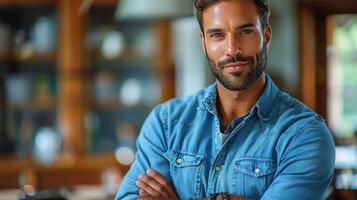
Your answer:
[90,49,154,64]
[0,0,56,7]
[8,101,56,112]
[0,52,55,63]
[91,100,152,112]
[0,154,130,189]
[0,154,128,172]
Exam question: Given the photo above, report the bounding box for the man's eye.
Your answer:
[240,29,254,36]
[209,33,224,39]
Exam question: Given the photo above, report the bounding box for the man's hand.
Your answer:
[136,169,178,199]
[136,169,251,200]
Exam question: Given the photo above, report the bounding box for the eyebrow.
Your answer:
[236,23,256,30]
[205,23,256,35]
[206,28,222,35]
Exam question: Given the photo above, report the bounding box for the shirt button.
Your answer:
[176,158,183,164]
[215,165,221,172]
[254,168,261,174]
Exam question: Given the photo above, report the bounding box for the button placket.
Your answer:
[215,165,221,172]
[208,115,247,195]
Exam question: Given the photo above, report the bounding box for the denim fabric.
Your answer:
[115,74,335,200]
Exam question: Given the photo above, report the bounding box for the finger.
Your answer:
[147,169,178,197]
[138,174,169,197]
[139,189,150,196]
[136,179,162,197]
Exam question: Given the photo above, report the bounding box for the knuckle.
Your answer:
[162,181,170,187]
[158,184,166,192]
[141,176,149,181]
[151,174,159,180]
[142,177,152,184]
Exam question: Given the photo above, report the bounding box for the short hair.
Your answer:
[195,0,270,34]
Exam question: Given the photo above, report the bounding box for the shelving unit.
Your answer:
[0,0,175,193]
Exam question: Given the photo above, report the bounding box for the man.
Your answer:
[115,0,335,199]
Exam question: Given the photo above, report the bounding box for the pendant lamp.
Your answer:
[115,0,194,21]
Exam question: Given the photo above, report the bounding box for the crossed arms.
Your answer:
[136,169,250,200]
[115,109,335,200]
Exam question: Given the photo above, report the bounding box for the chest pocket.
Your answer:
[233,158,276,199]
[163,150,204,199]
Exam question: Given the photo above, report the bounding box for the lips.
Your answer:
[222,61,249,73]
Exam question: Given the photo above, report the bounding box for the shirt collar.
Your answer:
[254,74,280,121]
[201,82,219,115]
[201,74,280,121]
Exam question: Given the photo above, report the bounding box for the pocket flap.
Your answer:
[235,158,276,177]
[163,150,204,167]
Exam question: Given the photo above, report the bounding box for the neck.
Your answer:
[217,73,266,128]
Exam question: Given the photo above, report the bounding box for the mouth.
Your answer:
[222,61,249,73]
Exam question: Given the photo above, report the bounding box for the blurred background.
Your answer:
[0,0,356,199]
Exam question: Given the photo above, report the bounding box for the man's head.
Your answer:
[195,0,270,34]
[195,0,271,91]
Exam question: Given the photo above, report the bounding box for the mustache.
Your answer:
[217,54,254,68]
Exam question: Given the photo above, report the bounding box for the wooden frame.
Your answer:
[57,0,88,156]
[298,1,357,199]
[297,0,357,119]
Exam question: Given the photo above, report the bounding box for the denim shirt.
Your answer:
[116,74,335,200]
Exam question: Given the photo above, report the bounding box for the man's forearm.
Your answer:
[138,197,177,200]
[136,169,252,200]
[138,194,252,200]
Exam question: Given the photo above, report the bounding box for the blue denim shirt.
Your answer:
[116,74,335,200]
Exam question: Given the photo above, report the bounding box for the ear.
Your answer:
[264,25,272,48]
[199,31,206,53]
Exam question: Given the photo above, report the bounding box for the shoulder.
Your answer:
[272,91,334,157]
[274,91,327,134]
[272,92,335,169]
[151,85,213,123]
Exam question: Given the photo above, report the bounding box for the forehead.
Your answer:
[202,0,260,31]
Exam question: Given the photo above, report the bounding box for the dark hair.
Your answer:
[195,0,270,33]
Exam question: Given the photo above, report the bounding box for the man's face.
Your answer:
[200,0,271,91]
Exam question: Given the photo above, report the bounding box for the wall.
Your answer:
[269,0,299,96]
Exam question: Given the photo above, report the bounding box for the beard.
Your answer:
[206,44,268,91]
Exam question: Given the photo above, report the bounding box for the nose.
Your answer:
[225,35,241,56]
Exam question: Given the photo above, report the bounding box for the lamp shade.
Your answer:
[115,0,194,21]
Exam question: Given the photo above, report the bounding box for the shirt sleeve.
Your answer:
[260,119,335,200]
[115,106,170,200]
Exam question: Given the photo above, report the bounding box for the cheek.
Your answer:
[205,41,225,61]
[244,33,264,53]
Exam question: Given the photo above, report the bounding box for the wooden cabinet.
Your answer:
[0,0,175,191]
